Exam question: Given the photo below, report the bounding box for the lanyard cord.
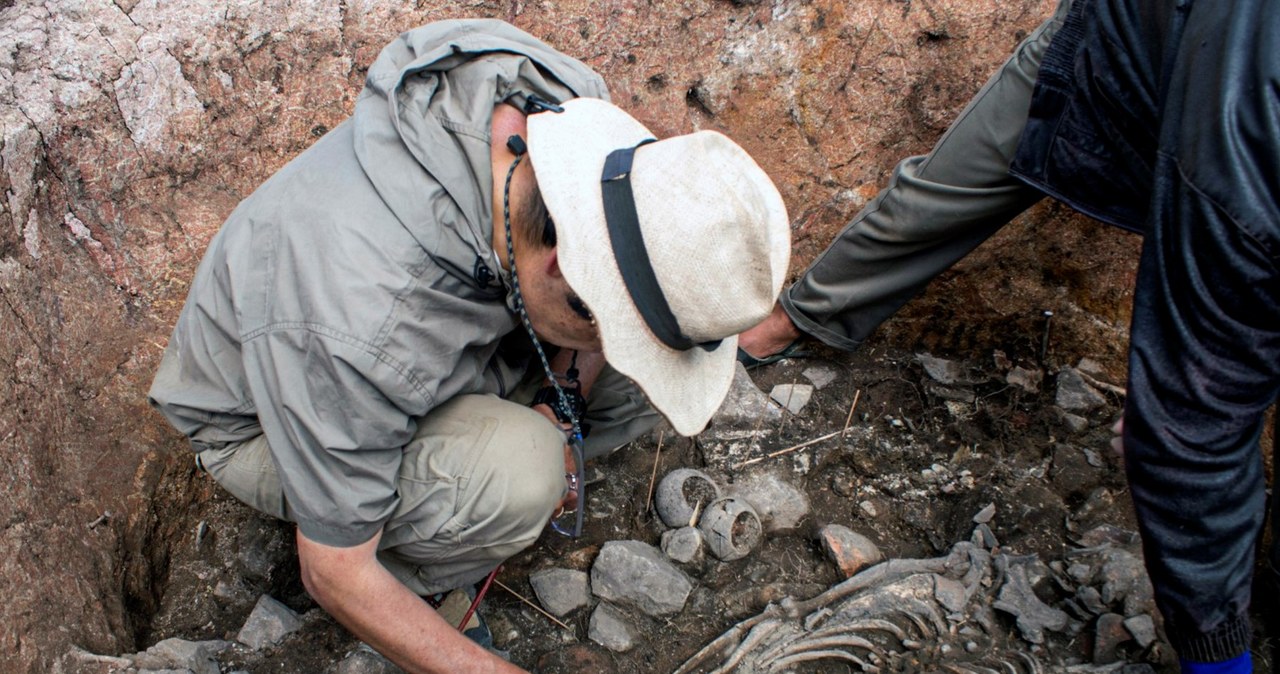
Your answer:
[501,147,587,538]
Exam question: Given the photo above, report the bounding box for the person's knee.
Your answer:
[473,406,566,535]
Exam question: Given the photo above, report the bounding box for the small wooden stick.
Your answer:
[737,429,845,468]
[750,396,770,451]
[841,389,862,438]
[777,379,798,438]
[494,579,573,631]
[645,432,665,514]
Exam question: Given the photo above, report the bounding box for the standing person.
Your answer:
[149,19,790,674]
[739,0,1279,671]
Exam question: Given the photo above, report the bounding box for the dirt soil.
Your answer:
[134,324,1277,674]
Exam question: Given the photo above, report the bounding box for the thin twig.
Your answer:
[645,432,665,515]
[841,389,862,438]
[777,379,798,438]
[494,579,573,631]
[737,429,846,468]
[750,395,770,452]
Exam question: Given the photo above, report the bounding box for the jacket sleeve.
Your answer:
[242,325,428,547]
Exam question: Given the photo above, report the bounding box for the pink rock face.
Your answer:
[0,0,1141,671]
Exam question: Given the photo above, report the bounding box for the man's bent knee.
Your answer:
[379,395,566,590]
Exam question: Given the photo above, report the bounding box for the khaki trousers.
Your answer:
[197,365,657,595]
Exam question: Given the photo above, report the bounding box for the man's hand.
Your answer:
[296,529,526,674]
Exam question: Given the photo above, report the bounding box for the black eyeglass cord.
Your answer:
[502,139,586,538]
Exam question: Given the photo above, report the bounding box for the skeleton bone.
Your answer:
[676,541,1098,674]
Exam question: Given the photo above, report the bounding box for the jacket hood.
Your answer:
[352,19,609,277]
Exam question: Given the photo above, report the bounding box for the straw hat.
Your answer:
[527,98,790,435]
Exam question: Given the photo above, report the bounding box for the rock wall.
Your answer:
[0,0,1141,671]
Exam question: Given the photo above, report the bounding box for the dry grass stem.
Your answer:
[645,431,665,515]
[751,395,771,452]
[842,389,862,438]
[777,378,798,438]
[494,579,572,631]
[738,429,846,468]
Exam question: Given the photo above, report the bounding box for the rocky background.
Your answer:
[0,0,1159,672]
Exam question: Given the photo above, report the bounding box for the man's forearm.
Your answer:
[296,530,525,674]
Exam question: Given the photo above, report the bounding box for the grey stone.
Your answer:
[334,647,401,674]
[972,522,1000,549]
[660,526,705,565]
[1079,524,1139,547]
[1124,614,1157,648]
[130,638,222,674]
[727,470,810,533]
[769,383,814,415]
[972,503,996,524]
[1076,586,1109,615]
[237,595,302,650]
[916,353,984,386]
[1007,366,1044,393]
[1067,562,1095,585]
[1098,549,1156,616]
[591,541,693,617]
[588,603,637,652]
[859,500,878,517]
[529,568,592,618]
[1094,613,1131,664]
[1061,412,1090,434]
[1077,357,1106,376]
[1056,369,1108,412]
[934,576,968,614]
[705,362,783,438]
[993,557,1069,644]
[801,365,838,390]
[927,383,975,403]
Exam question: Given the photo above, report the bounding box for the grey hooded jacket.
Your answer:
[149,20,609,546]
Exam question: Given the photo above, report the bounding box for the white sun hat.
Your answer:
[527,97,790,436]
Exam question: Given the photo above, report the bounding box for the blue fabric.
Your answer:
[1180,653,1252,674]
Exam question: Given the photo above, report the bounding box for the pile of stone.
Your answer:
[64,595,305,674]
[525,464,848,653]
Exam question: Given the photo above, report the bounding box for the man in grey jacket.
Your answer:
[149,20,790,673]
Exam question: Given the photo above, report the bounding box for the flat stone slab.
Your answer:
[237,595,302,650]
[769,383,814,414]
[1056,369,1107,412]
[530,568,592,618]
[802,365,838,390]
[588,603,637,653]
[591,541,693,617]
[130,638,226,674]
[728,470,810,533]
[660,526,705,565]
